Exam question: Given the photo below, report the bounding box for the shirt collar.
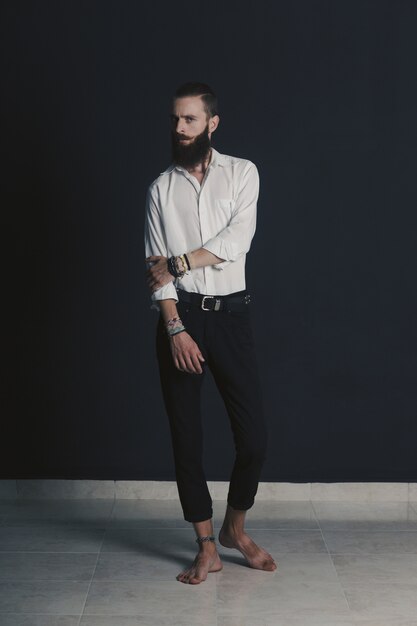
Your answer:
[161,147,227,175]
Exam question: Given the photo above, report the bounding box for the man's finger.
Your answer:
[178,355,188,372]
[184,353,198,374]
[190,353,203,374]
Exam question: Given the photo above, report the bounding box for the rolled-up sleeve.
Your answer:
[202,162,259,271]
[144,186,178,311]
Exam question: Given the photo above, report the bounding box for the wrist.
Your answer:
[168,328,186,338]
[165,315,186,337]
[167,253,191,278]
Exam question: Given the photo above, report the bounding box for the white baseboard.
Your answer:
[1,480,417,501]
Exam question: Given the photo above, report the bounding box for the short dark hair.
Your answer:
[173,82,218,119]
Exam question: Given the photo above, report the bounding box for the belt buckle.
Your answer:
[201,295,221,311]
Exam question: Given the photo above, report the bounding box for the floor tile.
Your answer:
[80,616,217,625]
[0,552,97,580]
[92,550,207,581]
[0,526,105,552]
[109,499,189,529]
[83,580,216,616]
[332,553,417,584]
[322,529,417,554]
[101,527,200,555]
[0,498,114,527]
[0,580,88,613]
[345,582,417,620]
[0,617,79,625]
[218,617,357,626]
[313,501,417,531]
[217,578,350,618]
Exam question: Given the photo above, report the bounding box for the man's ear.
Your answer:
[210,114,220,133]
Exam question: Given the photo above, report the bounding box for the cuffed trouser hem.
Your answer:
[227,498,255,511]
[184,509,214,523]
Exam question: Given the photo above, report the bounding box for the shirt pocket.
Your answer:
[215,198,235,219]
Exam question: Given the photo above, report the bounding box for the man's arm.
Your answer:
[144,185,178,311]
[183,162,259,271]
[158,298,181,325]
[197,161,259,270]
[144,185,206,375]
[186,248,227,269]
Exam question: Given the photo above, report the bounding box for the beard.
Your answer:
[171,122,211,169]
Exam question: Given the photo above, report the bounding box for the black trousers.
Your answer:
[155,288,268,523]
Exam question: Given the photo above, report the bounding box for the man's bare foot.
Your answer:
[218,527,277,571]
[176,543,223,584]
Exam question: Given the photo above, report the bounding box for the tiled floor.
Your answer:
[1,499,417,625]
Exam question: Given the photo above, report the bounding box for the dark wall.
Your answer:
[2,0,416,481]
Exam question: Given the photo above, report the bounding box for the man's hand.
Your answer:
[169,331,206,374]
[145,255,174,293]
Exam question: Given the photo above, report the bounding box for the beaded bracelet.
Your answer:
[167,256,177,277]
[166,325,186,337]
[166,316,181,326]
[167,255,184,278]
[165,315,186,337]
[165,316,182,328]
[167,253,191,278]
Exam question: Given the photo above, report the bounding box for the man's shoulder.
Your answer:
[220,151,255,167]
[210,147,258,173]
[146,171,168,199]
[149,171,167,188]
[218,152,259,181]
[146,162,178,195]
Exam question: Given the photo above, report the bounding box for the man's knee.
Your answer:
[236,433,267,466]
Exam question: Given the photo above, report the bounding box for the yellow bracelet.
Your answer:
[179,254,188,274]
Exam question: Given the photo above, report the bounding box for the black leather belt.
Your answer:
[177,288,251,312]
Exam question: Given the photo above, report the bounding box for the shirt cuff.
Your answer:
[212,260,232,271]
[149,281,178,311]
[202,238,239,270]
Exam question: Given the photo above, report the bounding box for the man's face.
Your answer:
[170,96,218,168]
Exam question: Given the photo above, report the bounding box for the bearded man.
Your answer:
[144,81,276,584]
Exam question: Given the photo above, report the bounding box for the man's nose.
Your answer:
[176,121,186,134]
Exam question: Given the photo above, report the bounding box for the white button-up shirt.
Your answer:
[144,147,260,311]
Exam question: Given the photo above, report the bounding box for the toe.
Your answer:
[189,576,203,584]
